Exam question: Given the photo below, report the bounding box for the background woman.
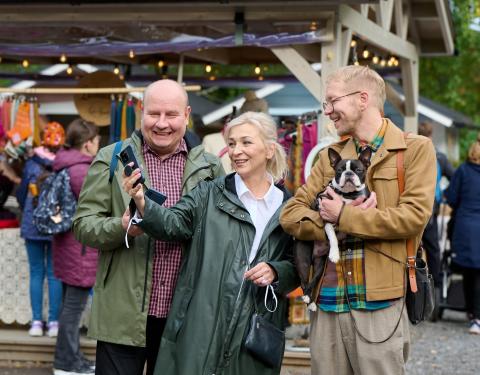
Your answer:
[16,121,64,337]
[52,119,99,375]
[445,135,480,335]
[122,111,298,375]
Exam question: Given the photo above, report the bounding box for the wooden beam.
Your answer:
[394,0,408,39]
[338,4,418,61]
[0,86,201,94]
[0,4,333,23]
[270,46,322,103]
[434,0,455,55]
[401,58,419,133]
[375,0,394,31]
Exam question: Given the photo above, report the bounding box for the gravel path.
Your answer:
[407,310,478,375]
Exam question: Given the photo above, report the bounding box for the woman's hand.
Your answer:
[244,262,277,286]
[122,163,146,216]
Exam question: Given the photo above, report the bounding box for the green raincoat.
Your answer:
[138,173,299,375]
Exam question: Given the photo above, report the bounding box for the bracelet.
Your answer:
[336,201,346,225]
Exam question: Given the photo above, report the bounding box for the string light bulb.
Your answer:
[258,75,264,81]
[309,21,317,31]
[209,75,216,81]
[393,58,399,67]
[380,58,387,67]
[22,59,29,68]
[205,64,212,73]
[158,59,165,68]
[254,64,261,75]
[66,65,73,75]
[129,50,135,59]
[350,39,357,48]
[354,60,360,66]
[60,54,67,63]
[362,47,370,59]
[372,55,379,64]
[113,65,120,75]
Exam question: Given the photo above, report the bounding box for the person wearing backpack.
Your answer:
[51,119,100,375]
[16,121,65,337]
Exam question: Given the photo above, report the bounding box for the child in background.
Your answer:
[16,122,64,337]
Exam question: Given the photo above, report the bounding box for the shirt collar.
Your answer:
[143,138,188,160]
[354,118,387,154]
[234,173,277,208]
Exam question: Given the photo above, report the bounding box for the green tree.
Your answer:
[420,0,480,161]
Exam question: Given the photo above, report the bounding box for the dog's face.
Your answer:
[328,147,372,193]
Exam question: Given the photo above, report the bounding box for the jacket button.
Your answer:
[240,214,245,218]
[219,202,224,207]
[347,271,352,276]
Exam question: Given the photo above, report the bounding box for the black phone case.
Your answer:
[119,145,145,186]
[145,188,167,206]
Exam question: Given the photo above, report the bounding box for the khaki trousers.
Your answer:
[310,300,410,375]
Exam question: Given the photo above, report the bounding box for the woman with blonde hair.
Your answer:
[445,134,480,335]
[122,111,298,375]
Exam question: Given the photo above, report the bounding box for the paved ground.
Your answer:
[406,309,478,375]
[1,309,478,375]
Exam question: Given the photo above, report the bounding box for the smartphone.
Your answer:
[118,145,145,187]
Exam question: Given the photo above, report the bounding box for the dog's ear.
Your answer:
[358,146,372,169]
[328,148,342,168]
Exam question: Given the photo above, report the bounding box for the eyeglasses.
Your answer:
[322,91,361,114]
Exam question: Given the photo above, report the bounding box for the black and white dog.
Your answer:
[294,146,372,310]
[322,147,372,263]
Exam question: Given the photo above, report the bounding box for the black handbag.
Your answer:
[405,247,435,325]
[244,285,285,368]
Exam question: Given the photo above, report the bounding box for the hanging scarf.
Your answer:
[109,96,117,144]
[126,97,136,137]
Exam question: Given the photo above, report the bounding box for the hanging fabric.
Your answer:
[7,101,32,146]
[33,100,41,147]
[126,97,135,137]
[109,95,117,144]
[120,97,128,140]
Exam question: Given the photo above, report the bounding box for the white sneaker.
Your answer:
[28,320,43,336]
[469,319,480,335]
[47,321,59,338]
[53,362,95,375]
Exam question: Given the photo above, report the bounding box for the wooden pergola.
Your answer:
[0,0,455,135]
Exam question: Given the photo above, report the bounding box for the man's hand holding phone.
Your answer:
[122,163,146,217]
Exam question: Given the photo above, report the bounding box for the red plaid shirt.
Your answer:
[142,139,187,317]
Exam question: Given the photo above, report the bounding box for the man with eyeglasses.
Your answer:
[73,80,224,375]
[281,65,436,374]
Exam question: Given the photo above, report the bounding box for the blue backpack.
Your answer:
[32,168,77,235]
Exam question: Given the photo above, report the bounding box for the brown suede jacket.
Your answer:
[280,119,436,301]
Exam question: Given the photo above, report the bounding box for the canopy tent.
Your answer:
[0,0,455,136]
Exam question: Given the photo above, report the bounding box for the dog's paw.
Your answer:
[302,295,311,304]
[308,302,317,311]
[329,251,340,263]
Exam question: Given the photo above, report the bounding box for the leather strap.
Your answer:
[396,132,418,293]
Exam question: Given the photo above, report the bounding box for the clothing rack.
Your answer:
[0,85,201,95]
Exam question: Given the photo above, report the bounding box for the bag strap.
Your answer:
[109,140,123,184]
[396,132,418,293]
